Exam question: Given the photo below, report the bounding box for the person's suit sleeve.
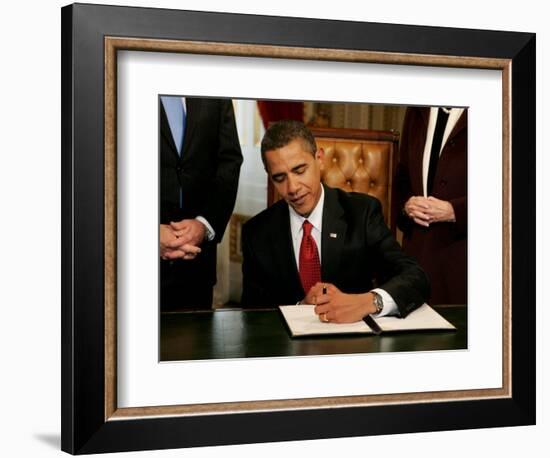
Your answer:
[449,196,467,236]
[394,108,415,234]
[367,198,430,317]
[201,100,243,243]
[240,221,269,308]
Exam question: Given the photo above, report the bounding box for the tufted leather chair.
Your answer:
[267,127,399,231]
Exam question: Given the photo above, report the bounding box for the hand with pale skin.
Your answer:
[404,196,455,227]
[304,282,378,323]
[160,223,201,261]
[424,196,456,223]
[169,219,207,247]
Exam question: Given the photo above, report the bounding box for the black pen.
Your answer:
[363,315,382,335]
[318,285,329,323]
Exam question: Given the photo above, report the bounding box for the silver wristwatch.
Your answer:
[372,291,384,314]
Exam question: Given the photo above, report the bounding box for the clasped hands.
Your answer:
[160,219,206,260]
[404,196,455,227]
[304,282,378,324]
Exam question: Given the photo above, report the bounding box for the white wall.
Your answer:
[233,99,267,217]
[0,1,544,457]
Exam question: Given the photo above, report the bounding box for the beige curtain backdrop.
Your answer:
[305,102,406,133]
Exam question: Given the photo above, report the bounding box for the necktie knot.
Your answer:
[302,220,313,236]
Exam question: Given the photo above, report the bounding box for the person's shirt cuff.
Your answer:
[195,216,216,242]
[371,288,399,317]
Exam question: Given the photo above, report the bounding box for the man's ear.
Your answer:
[316,148,325,168]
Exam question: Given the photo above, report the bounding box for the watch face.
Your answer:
[374,294,383,312]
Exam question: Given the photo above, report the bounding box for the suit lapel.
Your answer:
[180,97,201,160]
[320,186,346,283]
[160,102,179,160]
[272,186,348,295]
[429,110,467,195]
[410,107,430,195]
[271,203,303,296]
[446,109,467,144]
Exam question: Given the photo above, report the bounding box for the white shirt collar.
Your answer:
[289,185,325,235]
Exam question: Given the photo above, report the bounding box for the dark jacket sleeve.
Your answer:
[394,108,415,235]
[240,221,270,308]
[367,198,430,317]
[449,195,467,236]
[201,100,243,243]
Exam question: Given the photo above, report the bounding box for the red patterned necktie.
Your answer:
[299,220,321,295]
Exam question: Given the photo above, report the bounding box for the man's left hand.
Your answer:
[424,196,456,223]
[310,283,378,323]
[168,219,207,248]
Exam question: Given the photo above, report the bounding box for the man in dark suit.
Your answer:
[241,120,429,323]
[395,106,467,305]
[160,96,243,311]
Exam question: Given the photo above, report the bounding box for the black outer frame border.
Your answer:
[61,3,536,455]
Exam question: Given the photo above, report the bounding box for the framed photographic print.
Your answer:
[61,3,535,454]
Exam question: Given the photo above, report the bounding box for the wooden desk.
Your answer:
[160,305,467,361]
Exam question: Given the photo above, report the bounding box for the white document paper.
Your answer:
[279,303,456,337]
[375,304,457,332]
[279,305,373,336]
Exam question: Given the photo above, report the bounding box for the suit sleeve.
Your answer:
[394,108,415,234]
[449,196,467,236]
[201,100,243,243]
[240,222,270,308]
[367,198,430,317]
[450,112,468,236]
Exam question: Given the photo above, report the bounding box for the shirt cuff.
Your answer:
[195,216,216,242]
[371,288,399,317]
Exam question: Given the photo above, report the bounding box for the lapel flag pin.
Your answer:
[330,233,338,238]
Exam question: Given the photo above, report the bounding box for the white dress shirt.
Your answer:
[288,186,398,317]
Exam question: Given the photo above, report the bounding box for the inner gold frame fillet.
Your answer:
[104,37,512,421]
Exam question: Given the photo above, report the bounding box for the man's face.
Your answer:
[264,138,324,217]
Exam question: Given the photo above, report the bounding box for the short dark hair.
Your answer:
[260,120,317,168]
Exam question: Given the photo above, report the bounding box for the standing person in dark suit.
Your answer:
[160,96,243,311]
[241,120,429,323]
[395,106,467,305]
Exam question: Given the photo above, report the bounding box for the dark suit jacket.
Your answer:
[241,185,429,317]
[394,107,467,304]
[160,97,242,304]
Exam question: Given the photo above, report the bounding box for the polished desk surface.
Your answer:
[160,305,466,361]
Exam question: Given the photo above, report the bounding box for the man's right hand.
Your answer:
[304,282,377,323]
[404,196,431,227]
[404,195,456,227]
[160,224,201,260]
